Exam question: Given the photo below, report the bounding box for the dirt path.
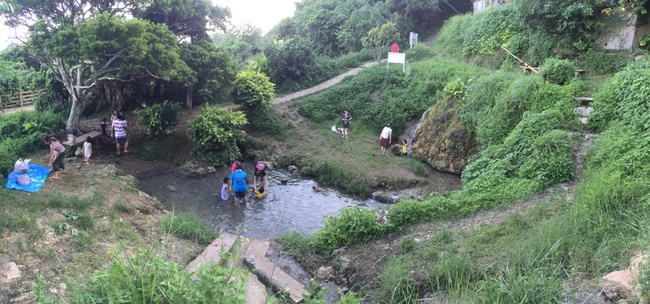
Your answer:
[274,61,383,104]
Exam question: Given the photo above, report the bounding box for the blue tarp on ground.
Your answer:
[5,164,51,193]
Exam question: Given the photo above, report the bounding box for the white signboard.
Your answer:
[409,32,419,48]
[387,52,406,72]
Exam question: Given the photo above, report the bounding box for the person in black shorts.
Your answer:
[342,109,351,139]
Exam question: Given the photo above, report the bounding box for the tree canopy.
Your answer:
[2,0,233,132]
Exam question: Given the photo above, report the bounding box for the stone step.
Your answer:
[574,97,594,105]
[243,239,309,303]
[185,233,239,272]
[244,272,269,304]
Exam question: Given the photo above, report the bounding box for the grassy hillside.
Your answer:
[279,3,650,303]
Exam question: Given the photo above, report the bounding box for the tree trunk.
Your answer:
[66,95,82,134]
[186,85,193,108]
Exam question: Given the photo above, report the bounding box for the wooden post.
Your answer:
[0,94,3,109]
[19,91,24,107]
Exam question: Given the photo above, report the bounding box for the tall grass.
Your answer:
[70,245,247,303]
[159,212,217,245]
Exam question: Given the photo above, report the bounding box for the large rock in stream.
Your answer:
[411,99,477,174]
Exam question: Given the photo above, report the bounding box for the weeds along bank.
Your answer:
[281,3,650,303]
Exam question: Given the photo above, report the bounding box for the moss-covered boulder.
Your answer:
[411,98,477,174]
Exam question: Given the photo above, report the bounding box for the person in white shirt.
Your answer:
[379,123,392,156]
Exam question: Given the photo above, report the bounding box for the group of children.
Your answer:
[221,158,270,207]
[43,110,124,181]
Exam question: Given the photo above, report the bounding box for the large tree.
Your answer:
[2,0,192,133]
[363,22,400,64]
[134,0,230,42]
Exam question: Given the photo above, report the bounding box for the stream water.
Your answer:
[138,168,385,238]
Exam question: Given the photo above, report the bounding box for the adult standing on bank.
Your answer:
[45,135,66,180]
[229,162,249,207]
[379,123,392,156]
[341,109,351,139]
[391,43,399,53]
[112,113,129,155]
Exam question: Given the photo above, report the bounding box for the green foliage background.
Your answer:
[187,105,247,166]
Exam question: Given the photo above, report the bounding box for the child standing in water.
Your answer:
[83,137,93,165]
[221,176,229,201]
[402,139,408,156]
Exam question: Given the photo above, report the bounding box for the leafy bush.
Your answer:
[517,129,574,183]
[514,0,616,52]
[405,44,436,62]
[187,105,247,166]
[247,106,286,136]
[462,6,521,56]
[266,37,314,86]
[478,268,563,303]
[159,212,216,245]
[387,198,445,227]
[581,49,628,75]
[375,256,420,303]
[434,14,474,56]
[310,206,384,254]
[540,58,577,85]
[71,247,246,303]
[0,111,65,179]
[133,100,182,138]
[588,77,616,131]
[231,71,275,114]
[460,71,516,129]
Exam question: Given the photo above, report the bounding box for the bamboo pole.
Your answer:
[500,45,539,74]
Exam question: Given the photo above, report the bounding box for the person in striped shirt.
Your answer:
[112,113,129,155]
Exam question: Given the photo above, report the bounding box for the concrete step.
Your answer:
[574,97,594,105]
[243,239,309,303]
[185,233,239,272]
[244,272,269,304]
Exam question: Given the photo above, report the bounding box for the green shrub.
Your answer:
[187,105,247,166]
[387,198,443,226]
[460,71,515,129]
[0,110,65,179]
[279,232,312,257]
[247,107,286,136]
[375,256,420,303]
[540,58,577,85]
[231,71,275,114]
[462,6,521,56]
[589,77,616,131]
[72,247,246,303]
[517,130,574,188]
[477,268,563,303]
[582,49,628,75]
[475,75,544,146]
[133,100,182,138]
[405,44,436,62]
[314,161,370,197]
[310,206,384,254]
[159,212,216,245]
[434,14,474,56]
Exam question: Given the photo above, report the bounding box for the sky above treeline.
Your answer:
[0,0,297,50]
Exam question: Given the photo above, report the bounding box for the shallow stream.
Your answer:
[138,168,385,238]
